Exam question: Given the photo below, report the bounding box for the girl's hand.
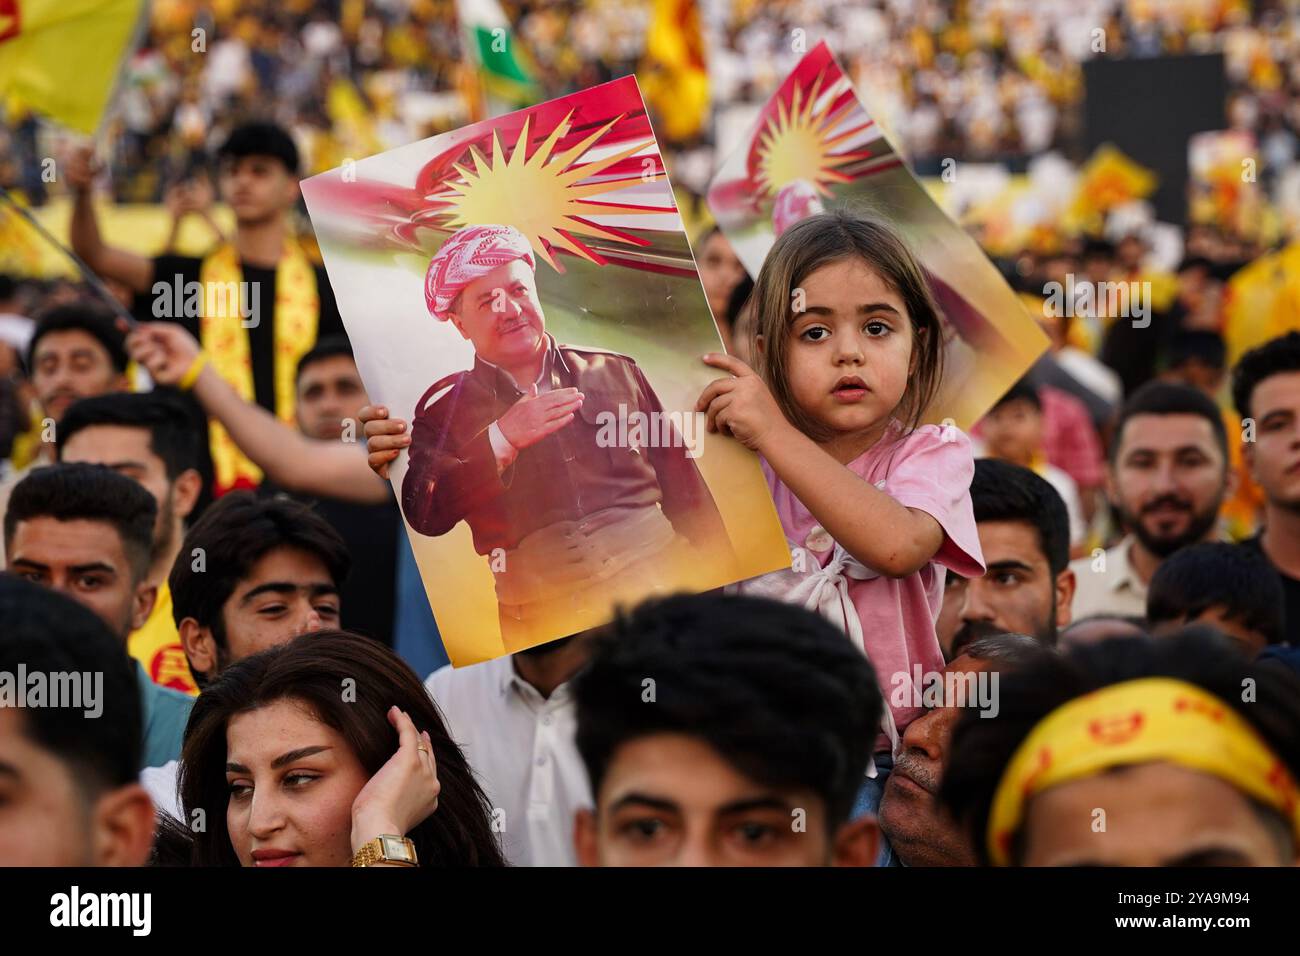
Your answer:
[695,352,787,451]
[359,405,410,480]
[350,706,440,855]
[126,322,201,386]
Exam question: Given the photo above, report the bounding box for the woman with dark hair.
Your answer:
[174,631,505,867]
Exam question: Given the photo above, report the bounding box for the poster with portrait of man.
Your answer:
[707,41,1049,428]
[301,77,791,664]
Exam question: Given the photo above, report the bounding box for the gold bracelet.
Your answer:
[177,352,209,391]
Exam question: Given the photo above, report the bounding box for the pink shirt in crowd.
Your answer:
[735,421,985,744]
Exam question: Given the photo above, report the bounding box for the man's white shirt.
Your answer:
[426,655,592,867]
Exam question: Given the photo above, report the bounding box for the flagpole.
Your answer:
[0,188,139,329]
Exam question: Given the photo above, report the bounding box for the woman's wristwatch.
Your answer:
[351,834,418,867]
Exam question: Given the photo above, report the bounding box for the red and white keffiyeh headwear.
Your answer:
[424,224,537,321]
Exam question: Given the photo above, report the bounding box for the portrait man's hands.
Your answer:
[497,385,584,450]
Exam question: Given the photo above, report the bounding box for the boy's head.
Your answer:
[981,379,1044,467]
[941,631,1300,866]
[26,302,129,423]
[1233,331,1300,513]
[1161,331,1226,397]
[168,492,349,686]
[58,392,204,565]
[4,463,157,641]
[0,576,154,865]
[1147,542,1285,657]
[294,336,367,441]
[214,122,301,226]
[572,593,882,867]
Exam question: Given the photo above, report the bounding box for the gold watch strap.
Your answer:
[351,834,418,867]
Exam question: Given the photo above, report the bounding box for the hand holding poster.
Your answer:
[707,41,1050,429]
[301,76,790,665]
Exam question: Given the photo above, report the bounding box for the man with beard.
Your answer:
[940,459,1074,659]
[1069,383,1231,619]
[878,633,1053,866]
[58,393,205,693]
[0,303,130,564]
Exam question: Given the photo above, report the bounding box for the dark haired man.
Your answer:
[59,392,204,692]
[1232,331,1300,643]
[290,338,399,645]
[1069,381,1231,618]
[572,593,881,867]
[140,491,350,816]
[0,302,131,564]
[941,459,1075,659]
[941,631,1300,866]
[0,576,155,865]
[168,491,349,686]
[67,122,346,493]
[878,633,1053,866]
[25,302,131,426]
[1147,542,1285,656]
[3,463,193,767]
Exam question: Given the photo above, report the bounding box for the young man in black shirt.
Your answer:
[67,122,345,492]
[1232,332,1300,644]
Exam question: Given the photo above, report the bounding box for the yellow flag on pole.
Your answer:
[640,0,709,143]
[0,0,147,134]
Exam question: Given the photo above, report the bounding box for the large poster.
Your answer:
[707,41,1049,428]
[301,76,790,664]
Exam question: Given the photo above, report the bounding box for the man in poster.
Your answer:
[403,224,731,645]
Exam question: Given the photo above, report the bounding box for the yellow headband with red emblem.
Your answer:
[986,677,1300,866]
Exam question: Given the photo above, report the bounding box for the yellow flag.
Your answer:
[640,0,709,143]
[0,0,146,134]
[1222,247,1295,368]
[1066,144,1157,234]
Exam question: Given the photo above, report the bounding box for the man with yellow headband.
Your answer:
[940,630,1300,866]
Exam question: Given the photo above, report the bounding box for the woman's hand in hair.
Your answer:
[695,352,788,451]
[359,405,410,480]
[350,706,441,856]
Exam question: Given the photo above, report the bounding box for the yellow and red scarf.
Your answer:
[198,240,318,494]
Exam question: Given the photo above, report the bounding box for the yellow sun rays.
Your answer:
[754,70,871,198]
[436,110,663,269]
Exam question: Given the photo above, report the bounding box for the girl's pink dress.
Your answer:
[736,421,985,747]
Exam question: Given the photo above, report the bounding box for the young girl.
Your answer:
[696,210,985,758]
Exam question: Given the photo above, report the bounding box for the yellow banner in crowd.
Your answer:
[1,197,237,278]
[0,0,147,134]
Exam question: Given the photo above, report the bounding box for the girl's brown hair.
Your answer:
[176,631,506,866]
[752,210,945,443]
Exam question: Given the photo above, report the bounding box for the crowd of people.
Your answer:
[7,1,1300,206]
[2,1,1300,872]
[0,113,1298,868]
